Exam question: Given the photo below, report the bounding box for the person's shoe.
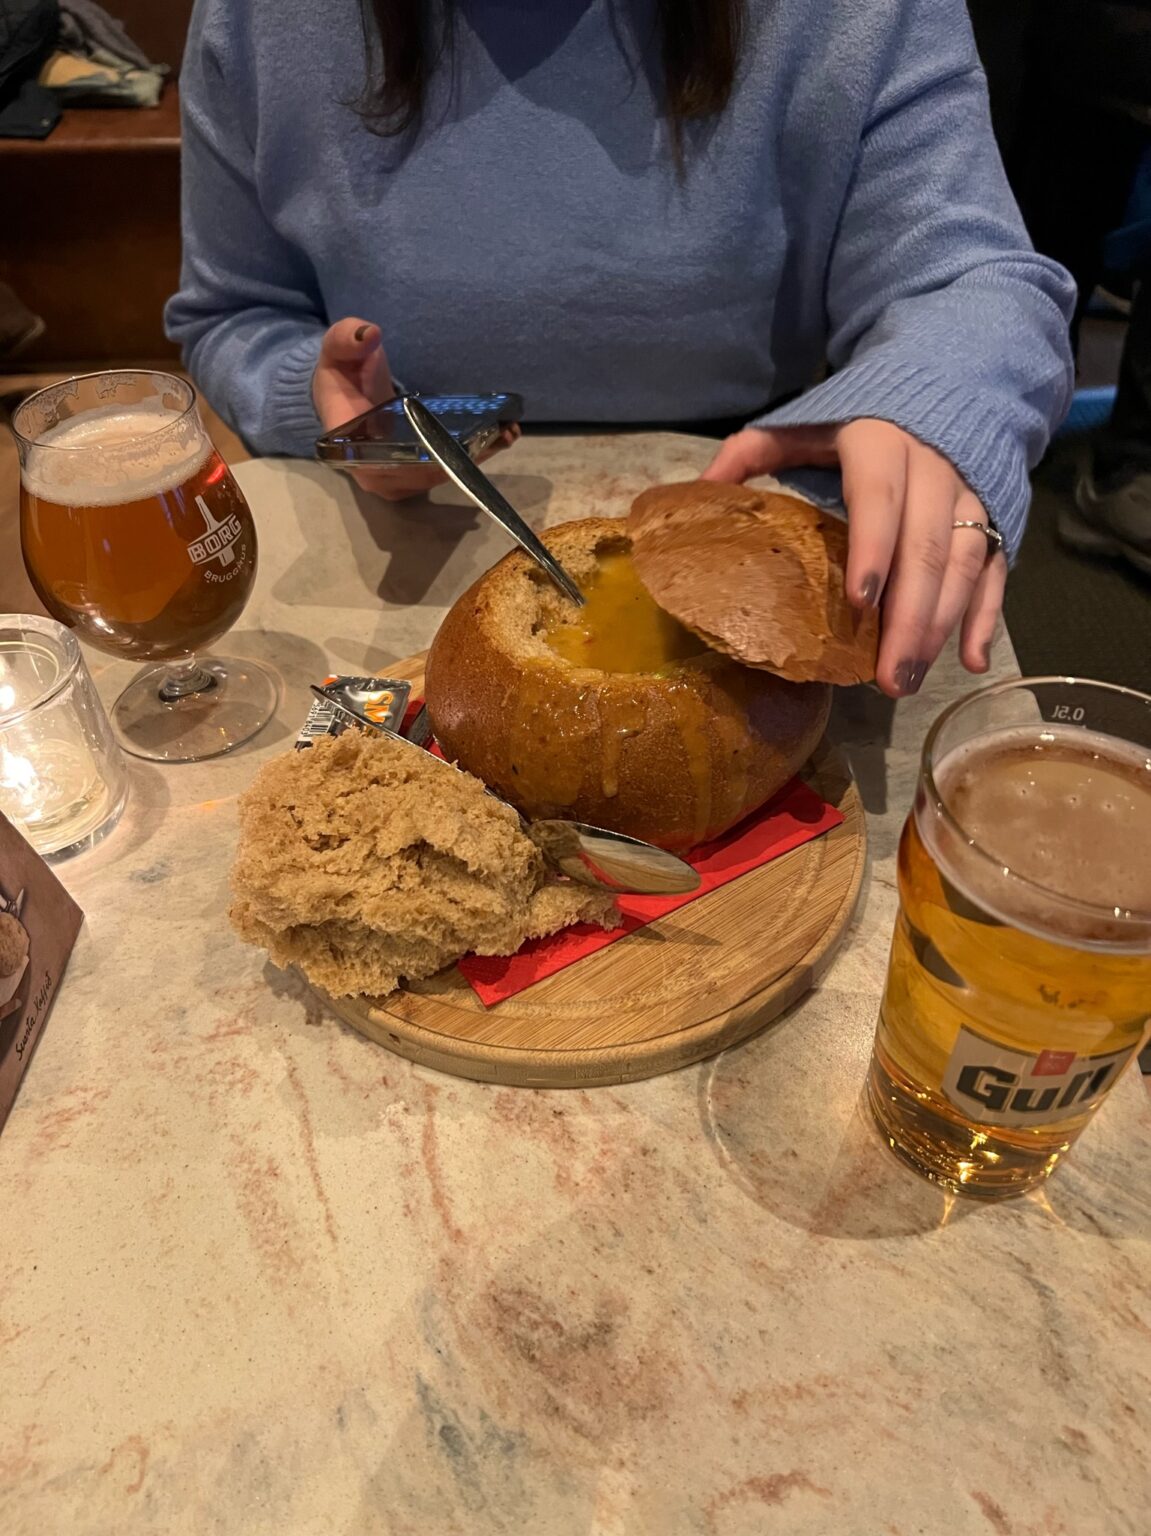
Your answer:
[0,283,45,362]
[1059,461,1151,577]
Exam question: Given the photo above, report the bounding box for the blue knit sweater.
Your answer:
[166,0,1076,558]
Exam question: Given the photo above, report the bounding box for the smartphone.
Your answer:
[315,392,524,467]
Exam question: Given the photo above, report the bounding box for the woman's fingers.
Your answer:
[701,424,838,484]
[836,420,907,610]
[700,415,1006,695]
[921,492,996,668]
[876,441,963,696]
[349,465,445,502]
[316,320,521,503]
[319,317,382,367]
[702,416,1005,696]
[700,428,788,483]
[959,549,1008,673]
[838,425,1003,689]
[313,317,394,427]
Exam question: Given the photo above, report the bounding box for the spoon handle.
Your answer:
[406,703,432,748]
[402,395,585,607]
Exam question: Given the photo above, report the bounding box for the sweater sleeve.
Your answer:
[163,0,326,456]
[753,0,1076,560]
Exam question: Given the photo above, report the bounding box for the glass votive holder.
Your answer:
[0,615,128,861]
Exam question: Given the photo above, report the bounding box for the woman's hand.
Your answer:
[312,318,519,503]
[702,419,1006,699]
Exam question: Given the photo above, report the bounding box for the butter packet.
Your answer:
[295,676,411,750]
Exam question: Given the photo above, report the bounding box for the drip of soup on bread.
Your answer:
[544,550,704,673]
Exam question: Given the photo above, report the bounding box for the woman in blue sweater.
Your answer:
[166,0,1075,699]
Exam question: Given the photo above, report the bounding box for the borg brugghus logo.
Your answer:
[188,495,243,568]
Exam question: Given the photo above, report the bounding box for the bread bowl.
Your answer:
[424,517,831,851]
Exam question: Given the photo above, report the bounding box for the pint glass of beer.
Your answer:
[14,371,276,763]
[868,677,1151,1199]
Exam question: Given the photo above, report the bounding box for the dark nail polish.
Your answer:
[894,660,926,696]
[354,323,371,342]
[980,640,992,669]
[858,573,879,608]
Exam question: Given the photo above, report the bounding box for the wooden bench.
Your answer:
[0,0,191,366]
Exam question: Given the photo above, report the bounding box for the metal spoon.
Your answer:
[402,395,586,606]
[311,689,699,897]
[524,817,701,897]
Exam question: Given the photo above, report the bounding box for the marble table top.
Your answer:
[3,435,1148,1536]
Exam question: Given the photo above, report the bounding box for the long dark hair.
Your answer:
[355,0,746,146]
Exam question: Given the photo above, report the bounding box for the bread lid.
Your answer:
[627,483,878,686]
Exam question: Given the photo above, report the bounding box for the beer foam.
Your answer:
[923,724,1151,945]
[22,403,212,508]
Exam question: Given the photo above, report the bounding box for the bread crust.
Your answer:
[425,518,830,851]
[628,482,879,685]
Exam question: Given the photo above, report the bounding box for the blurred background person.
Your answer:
[971,0,1151,574]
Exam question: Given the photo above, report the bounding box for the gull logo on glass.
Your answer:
[187,495,242,568]
[942,1025,1136,1129]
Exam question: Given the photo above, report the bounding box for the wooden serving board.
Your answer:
[329,657,866,1088]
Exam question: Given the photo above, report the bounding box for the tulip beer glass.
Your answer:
[15,371,276,762]
[868,677,1151,1198]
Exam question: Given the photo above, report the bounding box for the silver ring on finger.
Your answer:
[952,519,1003,559]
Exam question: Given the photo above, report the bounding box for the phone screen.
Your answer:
[316,393,523,465]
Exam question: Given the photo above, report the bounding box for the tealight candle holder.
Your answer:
[0,615,127,861]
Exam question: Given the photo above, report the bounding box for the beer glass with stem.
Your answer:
[868,676,1151,1199]
[14,371,277,763]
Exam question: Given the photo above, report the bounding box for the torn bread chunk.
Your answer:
[231,731,616,998]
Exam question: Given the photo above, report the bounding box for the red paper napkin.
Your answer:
[399,702,843,1007]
